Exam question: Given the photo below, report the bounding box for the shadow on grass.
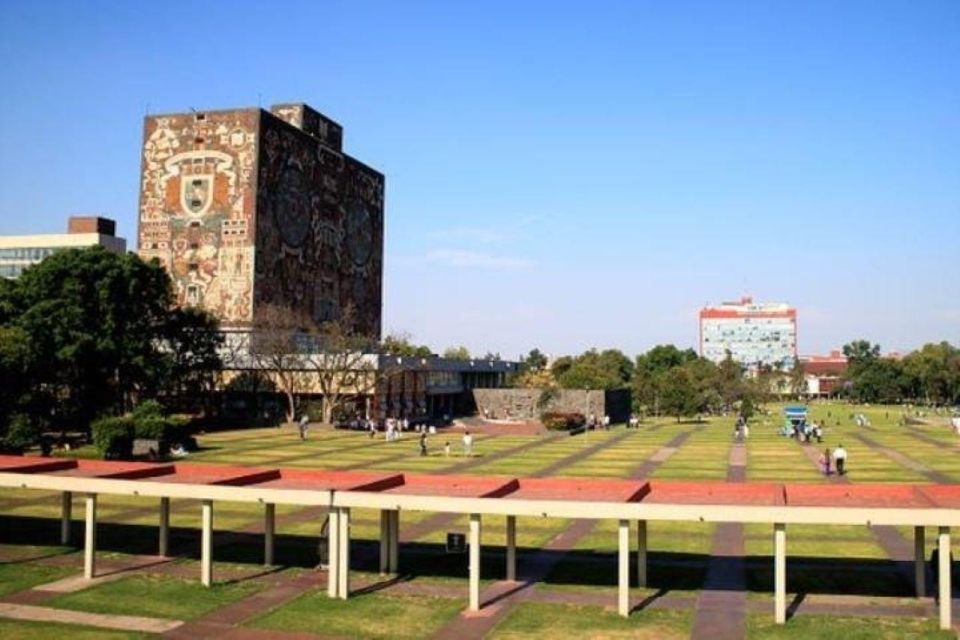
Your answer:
[2,514,957,600]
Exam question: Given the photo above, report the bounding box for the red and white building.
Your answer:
[699,296,797,369]
[800,350,848,397]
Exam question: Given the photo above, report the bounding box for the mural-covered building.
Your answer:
[699,296,797,370]
[137,102,384,337]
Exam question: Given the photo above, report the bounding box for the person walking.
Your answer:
[298,414,309,441]
[462,431,474,457]
[419,431,428,457]
[444,441,451,457]
[833,444,848,476]
[820,448,832,476]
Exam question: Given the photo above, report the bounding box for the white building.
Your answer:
[699,296,797,369]
[0,216,126,279]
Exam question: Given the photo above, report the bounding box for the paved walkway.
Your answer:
[0,601,183,633]
[690,439,747,640]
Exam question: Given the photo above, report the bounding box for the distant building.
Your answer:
[0,216,127,279]
[136,102,384,338]
[800,350,848,397]
[699,296,797,369]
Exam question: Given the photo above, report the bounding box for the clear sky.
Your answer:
[1,1,957,359]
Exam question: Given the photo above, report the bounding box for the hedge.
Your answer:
[541,412,586,431]
[91,416,135,459]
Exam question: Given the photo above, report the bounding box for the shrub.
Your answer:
[131,400,164,420]
[0,414,40,453]
[540,411,586,431]
[91,416,135,459]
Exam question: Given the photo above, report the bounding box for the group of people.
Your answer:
[587,414,611,430]
[780,419,823,443]
[818,444,848,476]
[420,430,474,458]
[853,413,872,428]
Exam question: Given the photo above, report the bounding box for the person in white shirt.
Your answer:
[833,444,848,476]
[462,431,474,457]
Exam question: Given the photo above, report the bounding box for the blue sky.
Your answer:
[1,1,957,359]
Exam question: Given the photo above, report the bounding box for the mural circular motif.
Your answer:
[274,163,311,248]
[345,200,374,267]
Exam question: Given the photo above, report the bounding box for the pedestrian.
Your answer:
[462,431,473,457]
[743,423,750,439]
[820,448,832,476]
[603,415,611,430]
[419,431,428,457]
[298,414,309,441]
[444,441,451,457]
[833,444,848,476]
[368,420,376,438]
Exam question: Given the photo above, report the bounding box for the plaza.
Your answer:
[0,403,957,639]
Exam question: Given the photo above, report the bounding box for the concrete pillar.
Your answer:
[914,525,925,598]
[201,500,213,587]
[506,515,517,582]
[636,520,648,588]
[938,527,951,631]
[469,513,482,611]
[379,510,389,575]
[618,519,630,617]
[60,491,72,545]
[264,503,275,566]
[388,510,399,573]
[83,493,96,579]
[327,508,340,598]
[337,508,350,599]
[158,497,170,557]
[774,523,786,624]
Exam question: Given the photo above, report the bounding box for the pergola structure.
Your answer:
[0,455,957,630]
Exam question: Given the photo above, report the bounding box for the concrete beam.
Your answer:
[158,497,170,558]
[201,500,213,587]
[618,519,630,617]
[83,493,96,579]
[264,503,275,566]
[506,515,517,582]
[60,491,72,545]
[938,527,951,631]
[914,525,925,598]
[636,520,647,588]
[469,513,481,611]
[337,508,350,599]
[327,508,340,598]
[774,523,786,624]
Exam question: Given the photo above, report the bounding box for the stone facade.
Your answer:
[471,388,631,424]
[137,103,384,337]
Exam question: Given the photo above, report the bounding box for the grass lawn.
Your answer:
[46,574,262,620]
[746,613,955,639]
[0,619,148,640]
[488,602,692,639]
[249,590,465,639]
[0,561,77,598]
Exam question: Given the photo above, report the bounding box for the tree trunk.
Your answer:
[285,391,296,424]
[321,397,334,426]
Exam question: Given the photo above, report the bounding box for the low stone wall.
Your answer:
[472,388,631,423]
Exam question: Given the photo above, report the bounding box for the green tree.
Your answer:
[902,342,960,405]
[523,348,548,372]
[843,340,881,366]
[659,366,700,422]
[443,345,472,360]
[382,332,433,357]
[12,247,174,427]
[162,307,223,413]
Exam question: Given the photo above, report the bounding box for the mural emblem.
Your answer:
[345,200,373,267]
[182,175,214,215]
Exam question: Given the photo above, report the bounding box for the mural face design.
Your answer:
[139,113,257,324]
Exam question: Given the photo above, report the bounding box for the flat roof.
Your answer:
[0,456,957,519]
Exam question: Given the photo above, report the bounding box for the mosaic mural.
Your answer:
[138,104,384,337]
[138,110,258,323]
[255,110,384,338]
